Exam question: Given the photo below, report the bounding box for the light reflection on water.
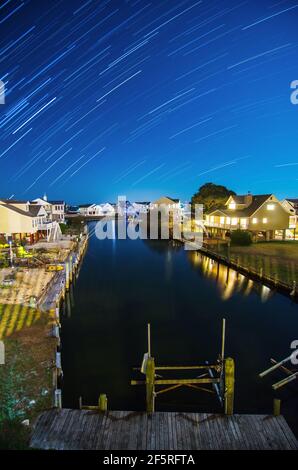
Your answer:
[187,251,275,303]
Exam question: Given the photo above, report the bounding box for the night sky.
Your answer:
[1,0,298,204]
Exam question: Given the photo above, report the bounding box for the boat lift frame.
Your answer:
[259,356,298,390]
[131,320,235,415]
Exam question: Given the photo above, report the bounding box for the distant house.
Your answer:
[150,197,181,210]
[99,203,115,216]
[48,200,65,223]
[78,204,96,216]
[282,198,298,239]
[67,205,80,214]
[31,195,65,223]
[133,202,150,214]
[78,203,115,217]
[205,193,291,240]
[0,199,61,243]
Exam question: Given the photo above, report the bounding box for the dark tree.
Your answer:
[191,182,236,213]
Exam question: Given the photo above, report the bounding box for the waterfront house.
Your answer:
[99,203,115,216]
[205,193,290,240]
[78,204,96,216]
[151,196,181,210]
[31,195,65,223]
[150,196,182,227]
[133,202,150,214]
[48,200,65,223]
[282,198,298,239]
[0,199,61,244]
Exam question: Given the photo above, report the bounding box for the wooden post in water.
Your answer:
[146,323,155,413]
[69,257,73,283]
[224,357,235,415]
[65,260,70,291]
[148,323,151,358]
[290,280,296,297]
[98,394,108,411]
[273,398,281,416]
[221,318,226,362]
[146,356,155,413]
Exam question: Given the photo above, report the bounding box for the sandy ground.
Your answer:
[26,238,76,263]
[0,238,76,305]
[0,268,55,305]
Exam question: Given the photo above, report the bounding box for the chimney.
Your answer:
[43,193,48,202]
[244,191,252,206]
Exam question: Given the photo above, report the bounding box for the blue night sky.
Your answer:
[0,0,298,204]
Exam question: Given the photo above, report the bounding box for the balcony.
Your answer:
[204,221,248,230]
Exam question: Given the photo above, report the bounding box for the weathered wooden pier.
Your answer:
[30,408,298,450]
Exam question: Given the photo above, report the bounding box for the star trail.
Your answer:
[0,0,298,203]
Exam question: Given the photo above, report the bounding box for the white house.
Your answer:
[133,202,150,214]
[31,195,65,223]
[99,203,115,216]
[150,196,181,210]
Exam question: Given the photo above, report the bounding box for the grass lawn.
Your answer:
[229,241,298,284]
[0,304,57,449]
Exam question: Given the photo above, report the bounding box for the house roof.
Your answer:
[135,201,150,205]
[0,199,29,204]
[0,202,35,218]
[228,195,247,204]
[152,196,180,204]
[286,198,298,205]
[208,194,273,217]
[166,197,180,203]
[28,205,46,217]
[31,198,52,205]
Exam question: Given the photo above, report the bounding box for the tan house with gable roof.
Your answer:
[0,198,61,244]
[205,193,290,240]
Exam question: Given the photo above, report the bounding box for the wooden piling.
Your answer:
[98,394,108,411]
[224,357,235,415]
[273,398,281,416]
[146,357,155,413]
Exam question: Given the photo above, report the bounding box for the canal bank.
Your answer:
[0,231,89,448]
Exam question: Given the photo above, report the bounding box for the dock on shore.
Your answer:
[30,409,298,450]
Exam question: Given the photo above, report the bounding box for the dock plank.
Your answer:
[30,410,298,450]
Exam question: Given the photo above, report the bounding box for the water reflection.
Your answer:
[187,251,275,302]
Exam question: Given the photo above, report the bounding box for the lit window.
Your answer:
[226,217,231,224]
[229,203,236,209]
[210,216,214,223]
[220,216,225,224]
[252,218,257,224]
[231,218,238,225]
[240,218,247,226]
[267,204,275,210]
[263,218,268,223]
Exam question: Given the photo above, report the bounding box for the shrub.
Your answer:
[59,223,68,234]
[0,420,30,450]
[230,230,252,246]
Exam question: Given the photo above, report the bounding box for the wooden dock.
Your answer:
[30,409,298,450]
